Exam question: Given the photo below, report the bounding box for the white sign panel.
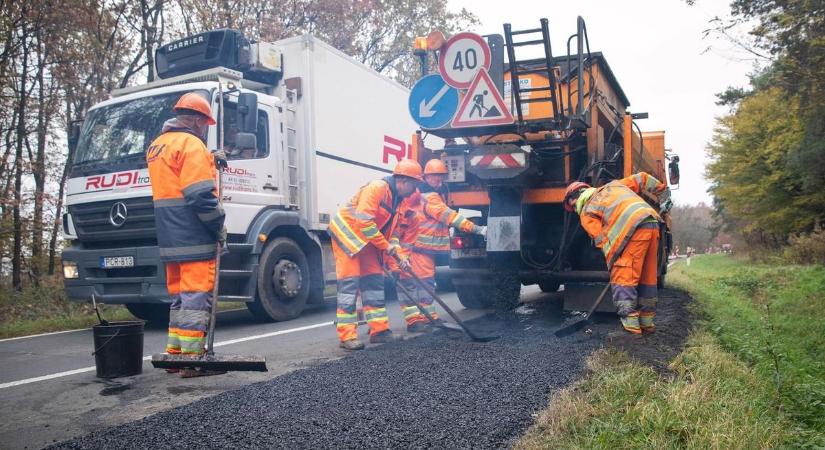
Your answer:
[438,32,491,89]
[451,68,514,128]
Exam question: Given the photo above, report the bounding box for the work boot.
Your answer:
[619,311,642,335]
[639,311,656,333]
[369,330,396,344]
[339,339,365,351]
[407,321,432,333]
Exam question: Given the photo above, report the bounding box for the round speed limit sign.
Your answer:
[438,32,491,89]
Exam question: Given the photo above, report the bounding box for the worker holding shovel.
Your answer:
[389,159,486,332]
[563,172,670,335]
[146,92,227,377]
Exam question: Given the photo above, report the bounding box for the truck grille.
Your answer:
[69,197,157,243]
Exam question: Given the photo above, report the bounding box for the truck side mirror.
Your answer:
[668,155,680,186]
[68,121,82,154]
[237,93,258,133]
[234,132,257,150]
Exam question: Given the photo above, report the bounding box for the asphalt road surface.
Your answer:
[0,289,505,450]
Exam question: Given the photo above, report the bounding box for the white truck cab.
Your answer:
[62,30,434,323]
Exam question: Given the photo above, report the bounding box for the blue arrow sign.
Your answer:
[408,74,459,129]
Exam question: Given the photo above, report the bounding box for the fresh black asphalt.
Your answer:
[47,304,608,449]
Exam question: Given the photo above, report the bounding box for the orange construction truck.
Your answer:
[413,17,680,310]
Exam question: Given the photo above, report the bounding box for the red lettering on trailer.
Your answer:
[382,135,413,164]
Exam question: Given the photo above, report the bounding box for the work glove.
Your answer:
[218,226,228,254]
[212,149,228,170]
[397,256,412,273]
[473,225,487,236]
[387,243,402,258]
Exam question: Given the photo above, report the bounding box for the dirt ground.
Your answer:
[598,287,694,374]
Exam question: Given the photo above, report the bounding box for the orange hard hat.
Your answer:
[563,181,591,212]
[424,159,449,175]
[393,159,423,181]
[173,92,216,125]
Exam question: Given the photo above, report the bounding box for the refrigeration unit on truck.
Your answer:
[413,18,680,311]
[61,30,437,323]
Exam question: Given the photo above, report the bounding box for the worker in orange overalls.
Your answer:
[391,159,485,332]
[327,159,422,350]
[146,92,226,376]
[564,172,670,334]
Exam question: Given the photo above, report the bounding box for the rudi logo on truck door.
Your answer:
[85,170,151,191]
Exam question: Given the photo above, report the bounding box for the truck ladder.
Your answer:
[503,18,564,128]
[285,89,300,209]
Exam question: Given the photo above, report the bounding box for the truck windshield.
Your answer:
[73,91,205,165]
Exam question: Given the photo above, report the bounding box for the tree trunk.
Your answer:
[31,25,48,283]
[12,17,29,291]
[48,99,75,275]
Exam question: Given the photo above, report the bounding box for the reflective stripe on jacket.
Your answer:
[390,185,475,255]
[579,172,666,268]
[327,177,400,257]
[146,129,224,262]
[414,185,475,254]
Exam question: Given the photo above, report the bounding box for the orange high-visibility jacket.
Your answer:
[579,172,667,268]
[146,129,224,262]
[328,177,401,257]
[401,185,476,254]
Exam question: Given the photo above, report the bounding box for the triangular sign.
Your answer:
[451,68,514,128]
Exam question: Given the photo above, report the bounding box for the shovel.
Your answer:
[554,283,611,337]
[388,257,499,342]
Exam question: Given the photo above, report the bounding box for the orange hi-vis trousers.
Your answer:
[398,250,439,326]
[609,223,659,317]
[332,241,389,342]
[165,259,215,355]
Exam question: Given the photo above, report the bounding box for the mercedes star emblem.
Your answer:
[109,202,128,227]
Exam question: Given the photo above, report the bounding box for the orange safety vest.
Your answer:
[327,177,400,257]
[411,185,476,254]
[579,172,666,268]
[146,128,224,262]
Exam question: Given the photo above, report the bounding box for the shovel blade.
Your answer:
[554,318,592,338]
[152,353,268,372]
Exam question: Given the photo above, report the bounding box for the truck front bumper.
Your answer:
[62,243,169,304]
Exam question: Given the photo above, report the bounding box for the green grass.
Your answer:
[517,255,825,449]
[0,276,248,339]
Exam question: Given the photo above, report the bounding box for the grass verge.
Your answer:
[517,255,825,449]
[0,276,248,339]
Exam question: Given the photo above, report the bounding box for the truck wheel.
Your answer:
[435,272,455,292]
[538,280,561,293]
[490,272,521,310]
[455,283,491,309]
[248,237,310,321]
[126,303,169,327]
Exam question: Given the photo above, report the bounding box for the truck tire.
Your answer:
[490,272,521,310]
[538,280,561,293]
[248,237,310,321]
[126,303,169,326]
[455,283,491,309]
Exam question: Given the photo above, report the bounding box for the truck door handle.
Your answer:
[263,183,278,191]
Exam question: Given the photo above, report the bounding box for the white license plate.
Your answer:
[451,248,486,259]
[100,256,134,268]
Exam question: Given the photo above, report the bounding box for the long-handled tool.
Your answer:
[389,258,499,342]
[152,82,267,373]
[554,283,611,337]
[383,268,461,334]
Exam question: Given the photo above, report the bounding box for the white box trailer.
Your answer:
[62,31,436,323]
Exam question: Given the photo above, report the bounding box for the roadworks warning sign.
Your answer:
[451,68,514,128]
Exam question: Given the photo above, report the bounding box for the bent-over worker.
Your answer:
[391,159,485,331]
[563,172,670,335]
[146,92,226,376]
[327,159,422,350]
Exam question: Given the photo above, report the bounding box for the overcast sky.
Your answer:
[447,0,756,206]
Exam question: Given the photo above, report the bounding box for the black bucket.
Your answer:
[92,321,145,378]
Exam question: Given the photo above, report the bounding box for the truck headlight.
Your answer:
[63,261,79,279]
